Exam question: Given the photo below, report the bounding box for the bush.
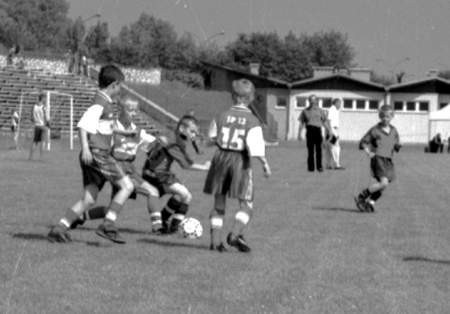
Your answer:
[162,70,204,88]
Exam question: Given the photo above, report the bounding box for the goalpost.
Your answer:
[45,90,75,150]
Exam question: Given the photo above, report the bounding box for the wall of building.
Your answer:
[286,89,386,140]
[265,88,288,139]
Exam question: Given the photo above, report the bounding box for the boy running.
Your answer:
[48,64,134,244]
[204,78,271,253]
[354,104,401,212]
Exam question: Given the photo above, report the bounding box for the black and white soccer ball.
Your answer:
[179,217,203,239]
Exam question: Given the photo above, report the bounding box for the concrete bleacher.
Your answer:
[0,67,161,138]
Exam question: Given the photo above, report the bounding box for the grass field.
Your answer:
[0,137,449,314]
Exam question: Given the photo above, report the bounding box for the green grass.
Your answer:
[0,137,449,314]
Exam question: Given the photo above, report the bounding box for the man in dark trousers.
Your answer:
[298,94,329,172]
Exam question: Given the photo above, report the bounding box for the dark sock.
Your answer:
[359,188,370,200]
[86,206,107,220]
[369,190,382,201]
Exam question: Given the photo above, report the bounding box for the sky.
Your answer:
[68,0,450,80]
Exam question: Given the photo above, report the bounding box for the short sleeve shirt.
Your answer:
[299,106,327,128]
[327,105,340,129]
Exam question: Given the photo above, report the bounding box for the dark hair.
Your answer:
[38,93,45,101]
[379,104,393,112]
[177,115,198,130]
[98,64,124,89]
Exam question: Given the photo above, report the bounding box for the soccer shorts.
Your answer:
[370,155,395,182]
[142,170,179,197]
[203,149,253,201]
[79,148,126,190]
[111,160,147,200]
[32,126,45,143]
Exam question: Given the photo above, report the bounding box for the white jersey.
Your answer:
[327,105,340,129]
[32,104,46,127]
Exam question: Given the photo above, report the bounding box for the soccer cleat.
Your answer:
[69,216,86,229]
[354,195,368,212]
[365,200,375,213]
[226,233,251,253]
[47,225,72,243]
[210,242,227,252]
[96,222,126,244]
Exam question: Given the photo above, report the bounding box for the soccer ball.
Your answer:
[179,217,203,239]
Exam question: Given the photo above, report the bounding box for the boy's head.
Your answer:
[38,93,45,103]
[119,97,139,124]
[231,79,255,105]
[176,115,199,142]
[308,94,318,107]
[98,64,124,98]
[332,98,341,109]
[379,104,394,124]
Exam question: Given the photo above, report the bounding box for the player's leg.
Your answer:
[226,168,253,253]
[163,183,192,233]
[365,177,389,212]
[48,184,99,242]
[28,127,37,160]
[136,181,162,233]
[97,175,134,244]
[209,194,227,251]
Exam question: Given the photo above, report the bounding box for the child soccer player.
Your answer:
[71,97,162,232]
[48,64,134,244]
[204,78,271,253]
[142,115,210,234]
[354,104,401,212]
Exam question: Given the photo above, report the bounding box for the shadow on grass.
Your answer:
[403,256,450,265]
[137,237,208,250]
[10,232,105,246]
[74,225,149,235]
[312,206,364,214]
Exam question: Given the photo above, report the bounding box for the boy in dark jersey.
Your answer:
[355,104,401,212]
[142,115,210,234]
[204,79,271,253]
[48,64,134,244]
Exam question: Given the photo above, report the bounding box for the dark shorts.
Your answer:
[370,155,395,182]
[203,149,253,200]
[33,126,46,143]
[11,125,17,133]
[142,170,179,197]
[80,149,126,190]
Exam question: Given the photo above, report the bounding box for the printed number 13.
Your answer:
[221,127,245,150]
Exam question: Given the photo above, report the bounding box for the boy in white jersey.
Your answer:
[48,64,134,244]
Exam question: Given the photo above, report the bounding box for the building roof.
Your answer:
[202,62,289,88]
[289,73,386,92]
[387,76,450,93]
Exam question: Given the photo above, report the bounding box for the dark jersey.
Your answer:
[214,105,262,153]
[143,141,193,175]
[359,123,401,158]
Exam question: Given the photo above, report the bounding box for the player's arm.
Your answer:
[169,145,209,171]
[138,129,156,151]
[247,125,271,177]
[393,128,402,152]
[359,128,375,157]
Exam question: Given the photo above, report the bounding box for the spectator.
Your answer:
[324,98,344,170]
[298,94,329,172]
[429,133,444,153]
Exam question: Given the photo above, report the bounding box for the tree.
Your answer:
[302,30,354,68]
[0,0,70,51]
[84,21,110,60]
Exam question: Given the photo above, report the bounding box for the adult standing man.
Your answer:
[325,98,345,170]
[298,94,328,172]
[29,93,48,160]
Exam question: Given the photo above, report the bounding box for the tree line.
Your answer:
[0,0,361,86]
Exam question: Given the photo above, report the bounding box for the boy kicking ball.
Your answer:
[355,104,401,212]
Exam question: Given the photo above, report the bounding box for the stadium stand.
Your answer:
[0,66,162,139]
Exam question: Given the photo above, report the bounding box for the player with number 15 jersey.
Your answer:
[203,103,265,200]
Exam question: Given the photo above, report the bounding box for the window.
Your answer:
[321,98,332,108]
[406,101,415,111]
[394,101,403,111]
[276,97,287,108]
[419,102,429,112]
[356,99,366,110]
[369,100,379,110]
[439,103,448,109]
[343,98,353,109]
[296,97,307,108]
